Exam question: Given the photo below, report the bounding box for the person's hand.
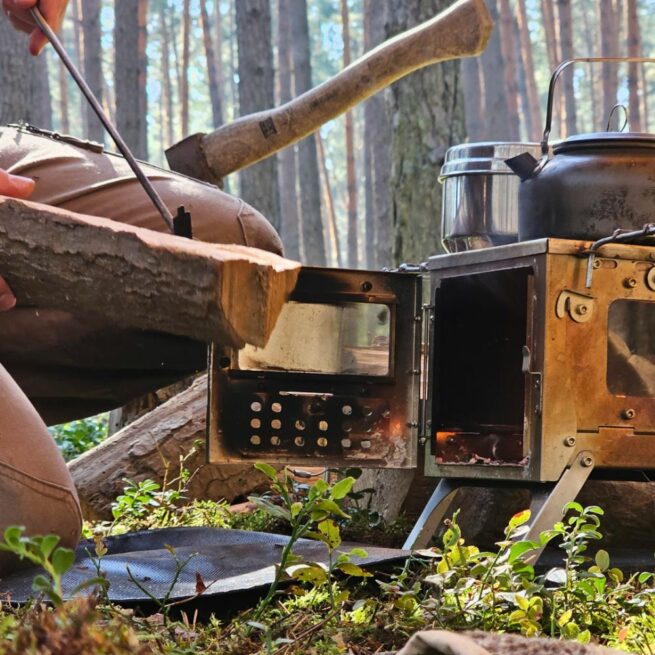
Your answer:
[2,0,69,56]
[0,169,35,311]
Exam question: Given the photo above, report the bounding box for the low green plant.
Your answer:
[0,526,106,606]
[249,463,368,619]
[49,413,109,461]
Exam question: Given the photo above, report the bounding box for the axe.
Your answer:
[165,0,493,184]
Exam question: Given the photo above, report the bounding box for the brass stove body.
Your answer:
[207,239,655,483]
[425,238,655,482]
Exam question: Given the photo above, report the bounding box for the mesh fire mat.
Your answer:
[0,527,408,605]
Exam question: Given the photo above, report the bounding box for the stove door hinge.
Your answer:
[522,345,543,417]
[418,303,434,439]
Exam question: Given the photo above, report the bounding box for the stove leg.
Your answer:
[403,478,460,550]
[523,450,595,562]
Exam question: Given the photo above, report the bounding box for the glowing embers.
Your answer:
[434,430,525,465]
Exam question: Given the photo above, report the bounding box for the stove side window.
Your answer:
[607,300,655,397]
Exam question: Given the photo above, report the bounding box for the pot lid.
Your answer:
[440,141,542,178]
[555,131,655,153]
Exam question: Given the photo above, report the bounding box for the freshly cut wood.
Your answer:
[166,0,493,183]
[70,375,276,520]
[0,198,300,348]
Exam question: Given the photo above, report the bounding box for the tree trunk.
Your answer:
[115,0,148,159]
[181,0,191,137]
[557,0,576,137]
[289,0,326,266]
[341,0,358,268]
[81,0,103,142]
[627,0,643,132]
[213,0,226,120]
[601,0,620,124]
[31,50,53,130]
[540,0,559,73]
[201,0,224,129]
[479,0,512,141]
[277,0,302,261]
[462,58,484,141]
[515,0,541,139]
[363,0,392,269]
[498,0,520,141]
[70,375,276,520]
[58,52,70,133]
[0,19,51,125]
[71,0,85,131]
[316,132,342,267]
[160,5,174,148]
[236,0,281,232]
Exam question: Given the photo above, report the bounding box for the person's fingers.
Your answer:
[3,0,69,55]
[0,170,36,199]
[0,277,16,312]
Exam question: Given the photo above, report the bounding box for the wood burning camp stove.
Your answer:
[208,57,655,554]
[207,238,655,552]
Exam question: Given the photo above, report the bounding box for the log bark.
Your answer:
[0,198,300,348]
[69,375,274,520]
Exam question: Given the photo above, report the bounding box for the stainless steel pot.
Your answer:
[440,141,542,252]
[506,57,655,244]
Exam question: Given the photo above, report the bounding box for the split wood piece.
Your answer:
[69,374,278,520]
[166,0,493,183]
[0,198,300,348]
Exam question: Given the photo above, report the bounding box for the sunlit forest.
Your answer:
[1,0,653,267]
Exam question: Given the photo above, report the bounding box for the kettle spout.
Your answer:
[505,152,539,181]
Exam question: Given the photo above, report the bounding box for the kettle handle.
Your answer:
[541,57,655,158]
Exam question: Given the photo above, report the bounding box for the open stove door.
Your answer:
[207,267,422,468]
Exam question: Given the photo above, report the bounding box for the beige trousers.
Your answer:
[0,124,283,571]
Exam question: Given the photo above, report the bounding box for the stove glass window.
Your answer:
[238,301,391,376]
[607,300,655,397]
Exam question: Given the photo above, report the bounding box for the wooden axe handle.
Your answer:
[184,0,492,181]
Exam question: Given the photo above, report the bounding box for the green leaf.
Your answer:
[254,462,278,481]
[247,497,291,522]
[330,477,355,500]
[563,501,583,514]
[51,547,75,576]
[290,502,303,519]
[578,629,591,644]
[638,572,653,584]
[312,499,350,519]
[317,519,341,550]
[287,564,328,585]
[3,526,24,549]
[308,479,329,500]
[508,509,531,531]
[348,547,368,559]
[337,562,372,578]
[516,594,529,611]
[508,541,538,563]
[558,609,573,627]
[595,549,610,572]
[39,535,61,560]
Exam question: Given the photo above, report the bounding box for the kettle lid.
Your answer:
[554,131,655,153]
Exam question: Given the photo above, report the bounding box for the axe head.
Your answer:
[166,133,222,187]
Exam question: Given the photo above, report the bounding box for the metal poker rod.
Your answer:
[30,7,176,235]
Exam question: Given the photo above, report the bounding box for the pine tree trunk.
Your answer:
[115,0,148,159]
[181,0,191,137]
[277,0,302,260]
[213,0,226,119]
[289,0,326,265]
[498,0,520,141]
[201,1,224,128]
[387,0,465,265]
[601,0,619,123]
[341,0,358,268]
[627,0,643,132]
[557,0,576,137]
[363,0,392,269]
[236,0,281,231]
[58,54,70,133]
[160,5,174,148]
[316,132,342,267]
[0,19,51,126]
[462,58,484,140]
[81,0,103,142]
[479,0,511,141]
[515,0,541,139]
[71,0,85,131]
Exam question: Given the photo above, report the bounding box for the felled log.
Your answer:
[166,0,493,183]
[0,198,300,348]
[69,374,274,520]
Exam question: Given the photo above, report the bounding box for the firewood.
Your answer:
[0,198,300,348]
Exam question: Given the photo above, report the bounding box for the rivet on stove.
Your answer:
[622,408,636,420]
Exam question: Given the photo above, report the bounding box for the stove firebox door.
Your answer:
[207,267,422,468]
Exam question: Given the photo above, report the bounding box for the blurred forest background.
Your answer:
[0,0,653,268]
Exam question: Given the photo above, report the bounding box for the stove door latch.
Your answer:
[555,290,595,323]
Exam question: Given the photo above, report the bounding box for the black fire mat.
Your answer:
[0,527,409,605]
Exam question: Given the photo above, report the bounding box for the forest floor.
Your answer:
[0,463,653,654]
